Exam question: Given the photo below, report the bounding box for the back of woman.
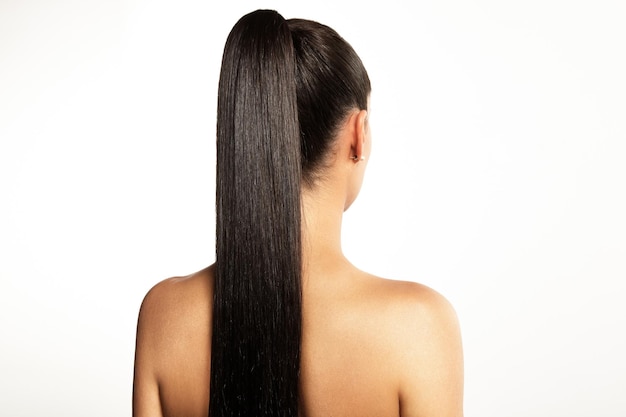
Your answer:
[133,10,463,417]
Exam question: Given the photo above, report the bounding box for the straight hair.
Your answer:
[210,9,370,416]
[211,10,302,417]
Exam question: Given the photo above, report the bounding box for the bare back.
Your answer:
[133,263,463,417]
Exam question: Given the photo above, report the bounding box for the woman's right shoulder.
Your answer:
[359,274,459,331]
[378,278,459,333]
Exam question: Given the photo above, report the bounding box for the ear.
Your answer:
[350,109,368,161]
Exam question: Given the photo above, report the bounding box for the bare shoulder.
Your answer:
[364,276,464,417]
[375,278,460,338]
[368,276,450,306]
[138,265,214,322]
[133,265,214,417]
[136,265,214,347]
[136,265,214,361]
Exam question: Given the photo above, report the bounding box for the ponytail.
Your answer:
[210,9,371,416]
[210,9,302,417]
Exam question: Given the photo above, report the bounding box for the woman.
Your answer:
[133,9,463,417]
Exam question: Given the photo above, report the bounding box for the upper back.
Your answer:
[133,264,463,417]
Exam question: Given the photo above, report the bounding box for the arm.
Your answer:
[132,270,213,417]
[132,284,166,417]
[398,286,464,417]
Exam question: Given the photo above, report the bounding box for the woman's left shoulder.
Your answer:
[136,265,214,340]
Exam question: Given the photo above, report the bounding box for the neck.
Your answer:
[301,183,348,277]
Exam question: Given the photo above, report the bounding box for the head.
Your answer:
[286,18,371,189]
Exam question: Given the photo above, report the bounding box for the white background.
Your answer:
[1,0,625,415]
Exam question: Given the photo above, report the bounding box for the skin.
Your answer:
[133,108,464,417]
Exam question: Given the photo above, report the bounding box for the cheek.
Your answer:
[344,162,367,211]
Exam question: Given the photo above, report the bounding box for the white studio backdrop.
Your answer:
[1,0,625,415]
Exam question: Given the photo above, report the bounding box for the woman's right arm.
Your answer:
[397,284,464,417]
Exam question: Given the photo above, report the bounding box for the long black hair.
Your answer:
[210,10,370,416]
